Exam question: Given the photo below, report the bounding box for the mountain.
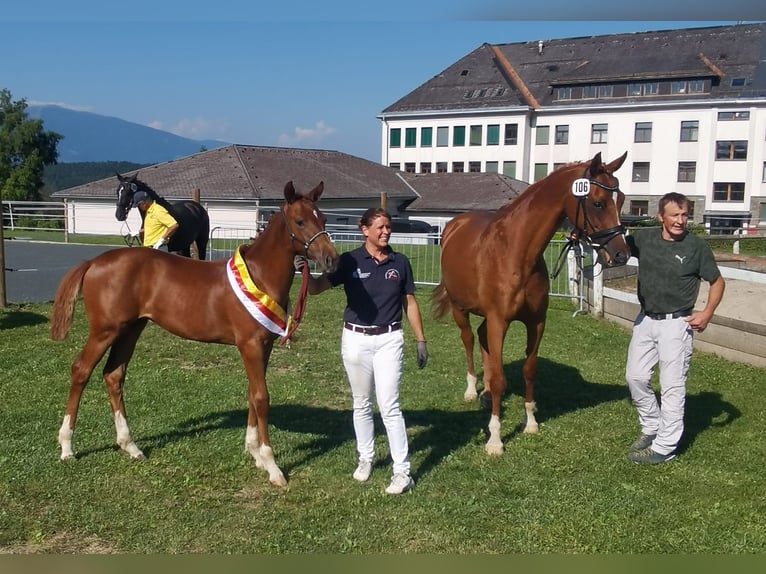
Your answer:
[26,105,229,164]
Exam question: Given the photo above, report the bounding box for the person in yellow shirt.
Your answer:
[133,191,179,251]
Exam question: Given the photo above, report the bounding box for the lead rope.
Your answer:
[279,260,310,346]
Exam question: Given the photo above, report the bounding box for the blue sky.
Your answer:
[2,2,761,162]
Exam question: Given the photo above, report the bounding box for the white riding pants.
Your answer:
[341,327,410,476]
[625,313,693,455]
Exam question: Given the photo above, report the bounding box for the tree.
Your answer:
[0,88,61,201]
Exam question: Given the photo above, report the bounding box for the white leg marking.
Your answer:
[245,425,265,468]
[258,444,287,487]
[59,414,75,460]
[485,414,504,455]
[464,373,478,401]
[523,401,539,434]
[114,411,145,459]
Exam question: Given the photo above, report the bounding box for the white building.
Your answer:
[378,22,766,234]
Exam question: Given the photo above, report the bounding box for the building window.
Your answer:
[598,85,613,98]
[632,162,650,182]
[486,161,498,173]
[487,124,500,145]
[503,161,516,178]
[555,125,569,145]
[405,128,417,148]
[436,162,447,173]
[718,111,750,121]
[557,87,572,100]
[759,202,766,224]
[645,82,659,95]
[716,140,748,160]
[591,123,608,144]
[470,125,483,146]
[452,162,464,173]
[536,126,549,145]
[420,127,433,147]
[469,161,481,173]
[582,85,597,98]
[553,162,566,171]
[390,128,401,148]
[420,162,431,174]
[404,162,416,173]
[504,123,518,145]
[763,161,766,182]
[687,201,695,220]
[713,182,745,202]
[678,161,696,182]
[628,83,642,96]
[634,122,652,143]
[731,77,746,87]
[534,163,548,181]
[436,126,449,147]
[688,80,705,93]
[389,163,400,169]
[671,80,687,94]
[453,126,465,147]
[680,120,698,142]
[630,200,649,216]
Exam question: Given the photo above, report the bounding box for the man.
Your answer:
[625,192,725,464]
[133,191,179,251]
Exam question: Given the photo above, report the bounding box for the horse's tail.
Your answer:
[431,281,452,320]
[50,261,90,341]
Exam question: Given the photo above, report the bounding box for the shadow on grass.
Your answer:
[0,307,49,329]
[70,359,740,481]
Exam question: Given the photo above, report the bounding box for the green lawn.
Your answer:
[0,287,764,553]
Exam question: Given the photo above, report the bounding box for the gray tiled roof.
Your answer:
[53,145,418,203]
[400,172,527,212]
[381,22,766,114]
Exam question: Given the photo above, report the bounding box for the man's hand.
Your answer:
[294,255,308,272]
[416,341,428,369]
[152,238,165,249]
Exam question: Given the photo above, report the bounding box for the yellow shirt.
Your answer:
[142,202,178,247]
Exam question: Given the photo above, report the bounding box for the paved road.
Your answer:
[3,241,119,304]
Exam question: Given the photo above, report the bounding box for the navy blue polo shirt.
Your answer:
[326,245,416,326]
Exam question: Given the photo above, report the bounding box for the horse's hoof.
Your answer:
[485,443,504,456]
[60,454,75,462]
[479,393,492,411]
[464,391,478,401]
[523,424,539,434]
[131,453,147,461]
[270,474,288,487]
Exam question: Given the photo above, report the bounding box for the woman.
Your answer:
[297,208,428,494]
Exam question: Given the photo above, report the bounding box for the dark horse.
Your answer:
[51,181,339,486]
[432,152,630,455]
[115,173,210,259]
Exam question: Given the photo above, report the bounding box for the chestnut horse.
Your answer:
[50,181,339,486]
[432,152,630,455]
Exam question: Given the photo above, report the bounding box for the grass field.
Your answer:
[1,286,765,554]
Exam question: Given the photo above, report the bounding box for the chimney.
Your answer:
[538,40,544,55]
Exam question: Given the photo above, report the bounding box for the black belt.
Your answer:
[344,322,402,335]
[643,309,692,320]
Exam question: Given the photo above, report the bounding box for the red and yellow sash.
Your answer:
[226,247,288,336]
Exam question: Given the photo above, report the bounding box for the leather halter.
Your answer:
[572,166,626,249]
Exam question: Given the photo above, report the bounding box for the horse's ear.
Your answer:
[131,173,138,182]
[116,172,124,181]
[308,181,324,202]
[606,151,628,173]
[284,181,297,203]
[587,152,603,177]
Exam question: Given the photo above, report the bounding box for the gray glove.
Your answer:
[416,340,428,369]
[294,255,307,272]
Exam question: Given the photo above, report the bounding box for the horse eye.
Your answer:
[296,218,304,227]
[592,201,605,209]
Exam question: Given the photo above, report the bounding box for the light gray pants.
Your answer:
[341,327,410,476]
[625,313,694,455]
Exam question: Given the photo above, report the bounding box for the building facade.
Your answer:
[378,23,766,233]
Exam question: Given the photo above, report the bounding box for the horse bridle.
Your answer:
[571,166,626,250]
[280,204,331,255]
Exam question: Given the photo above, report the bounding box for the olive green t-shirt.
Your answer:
[626,228,721,315]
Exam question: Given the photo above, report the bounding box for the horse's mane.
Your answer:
[134,178,175,213]
[495,159,589,216]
